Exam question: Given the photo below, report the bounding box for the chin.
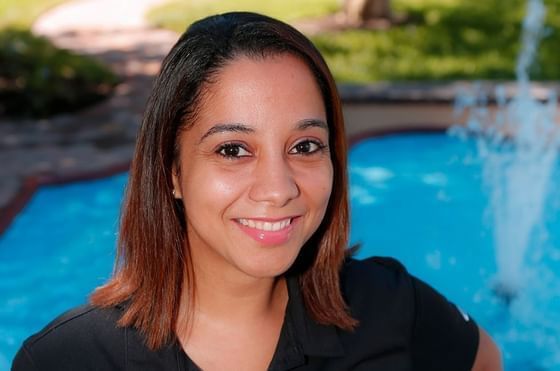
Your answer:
[239,253,299,279]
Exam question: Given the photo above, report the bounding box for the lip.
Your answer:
[234,216,300,246]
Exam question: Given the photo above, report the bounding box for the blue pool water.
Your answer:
[1,132,560,369]
[350,133,560,370]
[0,174,126,369]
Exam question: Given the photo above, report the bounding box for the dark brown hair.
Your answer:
[91,11,356,349]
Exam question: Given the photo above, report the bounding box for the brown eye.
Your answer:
[289,140,325,155]
[217,143,251,158]
[296,142,311,153]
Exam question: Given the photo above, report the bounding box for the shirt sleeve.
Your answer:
[410,276,479,371]
[11,345,39,371]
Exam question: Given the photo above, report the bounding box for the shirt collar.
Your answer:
[267,276,346,371]
[124,276,346,370]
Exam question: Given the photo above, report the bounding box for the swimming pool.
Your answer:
[351,132,560,370]
[1,132,559,370]
[0,174,126,369]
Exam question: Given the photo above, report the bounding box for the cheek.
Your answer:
[180,164,246,214]
[298,163,333,210]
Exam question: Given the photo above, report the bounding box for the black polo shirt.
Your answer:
[12,257,479,370]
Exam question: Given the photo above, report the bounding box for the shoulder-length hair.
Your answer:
[91,11,357,349]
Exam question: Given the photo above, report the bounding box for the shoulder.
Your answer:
[341,255,409,282]
[330,257,417,369]
[23,304,125,349]
[12,305,127,370]
[339,256,416,339]
[340,256,413,307]
[339,256,479,371]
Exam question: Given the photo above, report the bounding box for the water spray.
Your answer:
[453,0,558,303]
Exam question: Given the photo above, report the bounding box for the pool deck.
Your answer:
[0,0,175,233]
[1,0,559,234]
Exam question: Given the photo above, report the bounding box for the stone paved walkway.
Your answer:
[0,0,179,222]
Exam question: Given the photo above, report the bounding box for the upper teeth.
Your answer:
[238,218,292,232]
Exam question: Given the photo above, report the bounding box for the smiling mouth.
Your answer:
[236,218,293,232]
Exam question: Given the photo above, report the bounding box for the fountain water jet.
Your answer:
[452,0,559,300]
[448,2,560,367]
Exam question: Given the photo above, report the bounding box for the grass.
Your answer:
[0,0,67,29]
[0,0,119,118]
[148,0,560,82]
[147,0,339,33]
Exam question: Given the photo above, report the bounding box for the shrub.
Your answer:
[0,29,119,118]
[147,0,560,83]
[313,0,560,82]
[147,0,339,33]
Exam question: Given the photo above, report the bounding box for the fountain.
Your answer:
[453,0,558,298]
[451,0,560,367]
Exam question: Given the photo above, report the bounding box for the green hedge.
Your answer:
[146,0,560,83]
[147,0,338,33]
[312,0,560,82]
[0,29,119,118]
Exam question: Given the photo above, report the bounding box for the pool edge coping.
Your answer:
[0,162,131,236]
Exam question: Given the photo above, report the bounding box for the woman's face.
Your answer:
[172,53,333,280]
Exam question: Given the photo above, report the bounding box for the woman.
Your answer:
[13,12,501,370]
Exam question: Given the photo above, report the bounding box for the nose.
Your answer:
[248,154,300,207]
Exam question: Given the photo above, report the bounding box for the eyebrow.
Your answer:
[296,118,329,132]
[198,123,255,144]
[198,119,328,144]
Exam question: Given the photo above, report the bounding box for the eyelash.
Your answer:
[216,142,251,159]
[288,140,327,155]
[215,140,327,159]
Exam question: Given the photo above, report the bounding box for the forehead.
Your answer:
[191,53,326,127]
[213,52,318,88]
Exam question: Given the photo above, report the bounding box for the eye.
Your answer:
[289,139,326,155]
[216,143,251,159]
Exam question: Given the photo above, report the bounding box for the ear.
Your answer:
[171,164,183,199]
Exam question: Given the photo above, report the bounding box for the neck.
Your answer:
[176,260,289,338]
[198,264,287,318]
